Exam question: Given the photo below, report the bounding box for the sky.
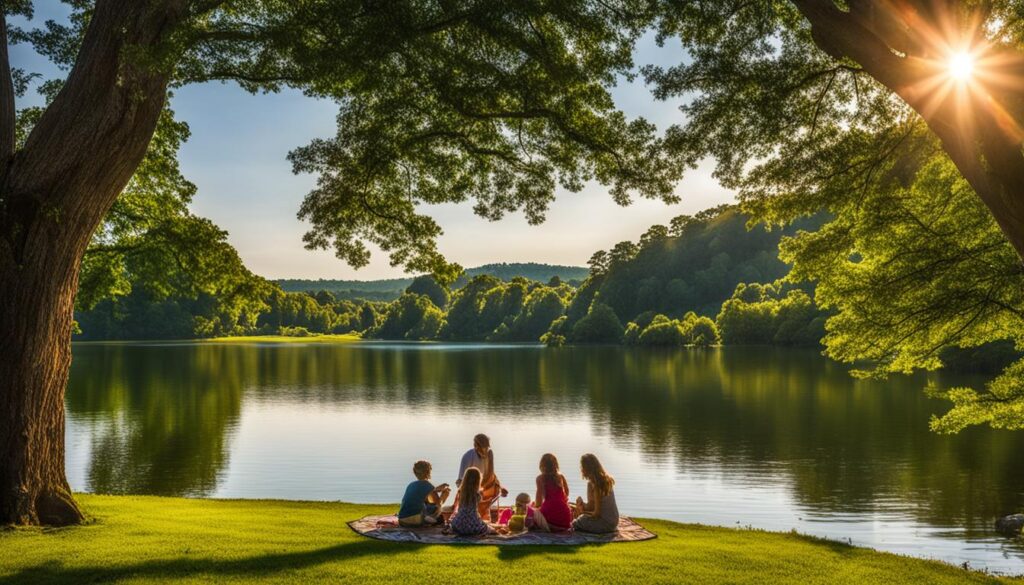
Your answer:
[11,5,734,280]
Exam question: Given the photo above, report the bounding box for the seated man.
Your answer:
[398,460,450,527]
[456,433,507,518]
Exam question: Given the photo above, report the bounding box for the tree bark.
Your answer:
[790,0,1024,263]
[0,0,186,526]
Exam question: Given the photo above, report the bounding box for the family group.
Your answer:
[397,433,619,536]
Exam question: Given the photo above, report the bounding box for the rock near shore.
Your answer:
[995,514,1024,537]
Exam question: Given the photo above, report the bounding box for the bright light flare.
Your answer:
[948,51,976,82]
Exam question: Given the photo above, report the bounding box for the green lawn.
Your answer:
[0,495,1016,584]
[204,333,363,344]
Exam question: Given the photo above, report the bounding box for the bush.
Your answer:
[571,301,624,343]
[637,315,686,346]
[279,326,313,337]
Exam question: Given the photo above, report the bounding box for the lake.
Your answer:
[65,342,1024,573]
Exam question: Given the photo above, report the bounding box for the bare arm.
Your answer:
[580,482,597,515]
[485,450,496,485]
[534,475,545,507]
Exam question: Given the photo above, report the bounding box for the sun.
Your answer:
[948,51,976,82]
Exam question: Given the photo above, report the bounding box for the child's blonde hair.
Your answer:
[514,492,530,512]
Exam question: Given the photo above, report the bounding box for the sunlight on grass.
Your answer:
[0,495,1014,585]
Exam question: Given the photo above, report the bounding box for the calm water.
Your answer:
[65,342,1024,573]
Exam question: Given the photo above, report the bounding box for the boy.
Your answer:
[398,460,450,527]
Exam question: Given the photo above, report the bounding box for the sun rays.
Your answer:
[890,4,1024,144]
[947,51,975,83]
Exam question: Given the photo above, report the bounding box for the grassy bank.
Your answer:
[205,333,362,344]
[0,495,1015,584]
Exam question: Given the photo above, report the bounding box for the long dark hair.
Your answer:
[458,466,482,508]
[580,453,614,497]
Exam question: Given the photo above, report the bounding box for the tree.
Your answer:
[571,300,625,343]
[509,286,567,341]
[406,275,449,310]
[369,293,443,340]
[651,1,1024,261]
[2,1,678,525]
[645,2,1024,430]
[682,314,720,347]
[637,314,685,346]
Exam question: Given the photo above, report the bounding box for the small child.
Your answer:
[398,460,450,527]
[497,493,535,533]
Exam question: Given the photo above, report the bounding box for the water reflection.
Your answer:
[65,342,1024,571]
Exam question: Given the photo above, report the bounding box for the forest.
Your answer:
[276,263,589,301]
[73,204,828,348]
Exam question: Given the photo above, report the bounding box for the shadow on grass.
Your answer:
[496,544,585,561]
[0,538,417,585]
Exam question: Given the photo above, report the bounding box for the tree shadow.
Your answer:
[0,538,416,585]
[496,544,587,561]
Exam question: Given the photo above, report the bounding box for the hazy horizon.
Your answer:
[12,7,735,281]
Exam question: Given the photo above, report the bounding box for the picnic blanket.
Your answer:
[348,515,656,545]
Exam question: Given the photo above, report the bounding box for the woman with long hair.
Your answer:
[572,453,619,533]
[533,453,572,532]
[448,467,495,536]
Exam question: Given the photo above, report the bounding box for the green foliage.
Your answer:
[368,293,445,340]
[684,314,720,347]
[274,263,588,302]
[75,284,378,341]
[250,2,685,278]
[635,6,1024,430]
[637,315,685,346]
[627,312,720,347]
[929,360,1024,433]
[716,283,823,347]
[406,275,449,310]
[277,326,313,338]
[509,287,569,341]
[571,301,624,344]
[541,316,570,347]
[569,207,822,333]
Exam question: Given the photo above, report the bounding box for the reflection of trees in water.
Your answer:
[67,345,245,496]
[67,343,1024,533]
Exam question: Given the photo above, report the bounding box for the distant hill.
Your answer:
[276,262,589,300]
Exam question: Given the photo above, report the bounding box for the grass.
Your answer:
[204,333,363,344]
[0,495,1017,584]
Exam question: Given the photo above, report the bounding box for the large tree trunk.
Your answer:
[791,0,1024,262]
[0,0,186,526]
[0,234,85,525]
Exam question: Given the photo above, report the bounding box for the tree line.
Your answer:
[75,205,828,349]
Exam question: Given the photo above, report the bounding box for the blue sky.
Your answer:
[11,4,733,280]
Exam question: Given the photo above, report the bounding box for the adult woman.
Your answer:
[533,453,572,532]
[449,467,495,536]
[572,453,619,533]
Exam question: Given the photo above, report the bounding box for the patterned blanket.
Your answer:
[347,515,656,546]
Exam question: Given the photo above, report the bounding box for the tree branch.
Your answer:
[0,10,16,173]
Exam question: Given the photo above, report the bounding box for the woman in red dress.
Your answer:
[533,453,572,532]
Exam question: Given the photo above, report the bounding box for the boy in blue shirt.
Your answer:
[398,460,450,527]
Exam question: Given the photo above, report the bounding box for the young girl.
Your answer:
[449,467,495,536]
[497,492,535,532]
[533,453,572,532]
[572,453,620,534]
